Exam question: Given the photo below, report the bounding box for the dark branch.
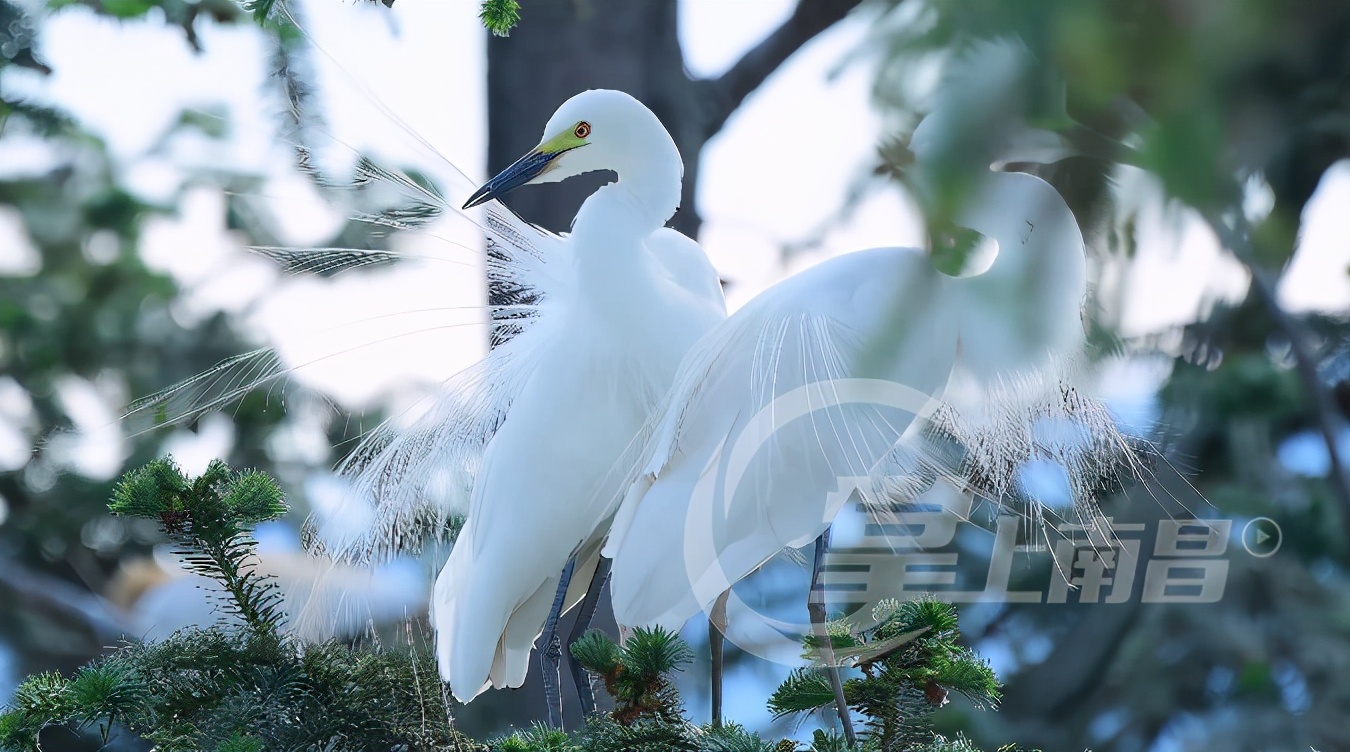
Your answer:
[701,0,865,137]
[1202,210,1350,545]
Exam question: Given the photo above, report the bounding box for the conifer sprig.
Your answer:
[0,459,478,752]
[479,0,523,36]
[769,598,1004,751]
[571,626,691,725]
[245,0,523,36]
[111,457,287,634]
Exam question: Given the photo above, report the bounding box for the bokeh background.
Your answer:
[2,0,1349,749]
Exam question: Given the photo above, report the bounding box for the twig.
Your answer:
[809,529,857,747]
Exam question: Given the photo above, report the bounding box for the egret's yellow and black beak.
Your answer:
[462,127,590,210]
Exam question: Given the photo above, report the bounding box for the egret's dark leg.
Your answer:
[540,557,577,729]
[809,529,856,747]
[708,590,729,726]
[565,557,612,718]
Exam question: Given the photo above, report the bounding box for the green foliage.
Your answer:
[579,715,698,752]
[494,722,578,751]
[806,729,850,752]
[214,734,266,752]
[0,460,1037,752]
[0,460,480,752]
[697,723,779,752]
[768,670,837,718]
[241,0,521,36]
[479,0,523,36]
[924,735,982,752]
[771,598,1002,752]
[111,457,288,634]
[571,626,691,725]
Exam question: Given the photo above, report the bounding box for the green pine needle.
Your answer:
[222,470,287,523]
[12,672,75,721]
[928,734,984,752]
[570,628,623,676]
[479,0,522,36]
[579,714,697,752]
[770,596,1017,748]
[243,0,279,23]
[875,597,959,643]
[494,721,577,751]
[0,709,35,751]
[767,669,836,718]
[928,649,1001,708]
[698,722,779,752]
[110,456,188,519]
[808,729,851,752]
[621,625,693,680]
[214,734,266,752]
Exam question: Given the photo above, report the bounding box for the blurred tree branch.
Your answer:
[1203,210,1350,543]
[700,0,866,138]
[0,554,132,647]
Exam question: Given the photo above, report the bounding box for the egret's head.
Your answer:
[463,89,678,210]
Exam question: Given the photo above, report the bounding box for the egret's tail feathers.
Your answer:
[432,530,513,702]
[490,576,558,690]
[432,521,588,701]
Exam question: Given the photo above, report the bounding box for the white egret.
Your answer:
[434,89,726,704]
[602,113,1090,634]
[127,88,726,715]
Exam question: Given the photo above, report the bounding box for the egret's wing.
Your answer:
[648,227,726,316]
[605,247,962,630]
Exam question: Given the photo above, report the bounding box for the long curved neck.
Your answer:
[569,136,682,268]
[959,171,1084,287]
[569,173,679,315]
[949,170,1088,376]
[565,124,684,317]
[613,144,682,227]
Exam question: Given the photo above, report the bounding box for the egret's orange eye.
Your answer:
[574,121,591,139]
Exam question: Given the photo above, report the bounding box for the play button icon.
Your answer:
[1242,517,1282,558]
